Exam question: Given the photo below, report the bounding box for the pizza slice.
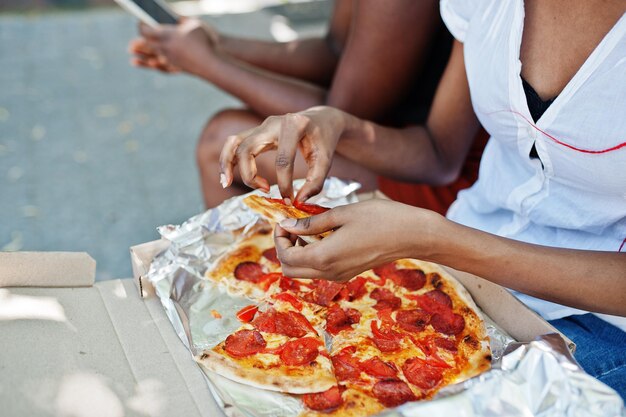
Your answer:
[195,293,337,394]
[243,195,331,243]
[204,224,287,300]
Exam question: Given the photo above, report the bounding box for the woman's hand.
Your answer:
[129,18,220,76]
[274,199,444,281]
[219,106,352,202]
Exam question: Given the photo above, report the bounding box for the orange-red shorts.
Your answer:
[378,129,489,215]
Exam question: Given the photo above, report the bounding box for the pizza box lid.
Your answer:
[0,251,226,417]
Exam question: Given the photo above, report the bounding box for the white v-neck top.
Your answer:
[441,0,626,330]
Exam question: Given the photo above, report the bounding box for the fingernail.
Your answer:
[283,198,292,206]
[279,218,297,228]
[219,173,228,188]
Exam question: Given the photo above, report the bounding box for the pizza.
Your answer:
[196,293,336,394]
[243,195,331,242]
[194,199,492,416]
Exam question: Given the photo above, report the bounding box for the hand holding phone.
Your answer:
[130,18,220,77]
[114,0,178,27]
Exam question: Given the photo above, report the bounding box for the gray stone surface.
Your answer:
[0,6,326,280]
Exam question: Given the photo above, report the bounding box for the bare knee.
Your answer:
[196,108,262,168]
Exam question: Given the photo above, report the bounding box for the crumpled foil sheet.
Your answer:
[145,177,625,417]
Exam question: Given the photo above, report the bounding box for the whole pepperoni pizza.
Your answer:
[195,197,492,416]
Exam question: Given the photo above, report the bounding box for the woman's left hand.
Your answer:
[274,199,444,281]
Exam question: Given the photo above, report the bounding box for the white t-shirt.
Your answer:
[440,0,626,330]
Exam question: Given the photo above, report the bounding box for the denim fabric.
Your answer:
[550,314,626,400]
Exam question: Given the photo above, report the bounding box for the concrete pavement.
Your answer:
[0,6,327,280]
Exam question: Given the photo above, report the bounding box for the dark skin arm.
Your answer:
[130,0,441,119]
[272,205,626,317]
[219,41,479,200]
[217,0,353,86]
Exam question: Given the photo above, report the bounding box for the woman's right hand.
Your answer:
[219,106,353,202]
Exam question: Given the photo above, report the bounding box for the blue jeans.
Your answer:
[549,314,626,400]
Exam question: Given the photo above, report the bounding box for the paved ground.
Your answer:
[0,5,328,280]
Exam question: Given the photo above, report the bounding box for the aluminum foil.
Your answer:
[145,177,625,417]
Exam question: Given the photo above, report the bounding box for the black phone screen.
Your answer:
[132,0,178,25]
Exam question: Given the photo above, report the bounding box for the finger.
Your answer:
[139,22,163,40]
[219,134,244,188]
[275,226,321,277]
[237,148,270,192]
[276,114,307,203]
[235,130,279,192]
[274,224,300,246]
[128,38,155,55]
[278,209,342,236]
[145,39,165,57]
[130,57,153,69]
[295,154,331,202]
[281,265,323,279]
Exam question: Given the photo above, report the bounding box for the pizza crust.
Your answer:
[243,195,328,243]
[195,350,336,394]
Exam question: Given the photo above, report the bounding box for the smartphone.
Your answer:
[114,0,179,27]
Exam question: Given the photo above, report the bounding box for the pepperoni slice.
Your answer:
[293,199,330,215]
[251,309,277,333]
[280,337,321,366]
[306,280,345,306]
[434,337,458,353]
[359,357,398,379]
[370,321,402,352]
[302,386,343,412]
[402,358,444,390]
[258,272,281,291]
[422,290,453,311]
[284,311,318,335]
[325,304,361,335]
[236,305,258,323]
[430,311,465,335]
[372,380,415,407]
[395,309,431,333]
[390,269,426,291]
[345,276,368,300]
[370,288,402,311]
[262,247,280,265]
[372,262,397,278]
[234,261,264,283]
[272,292,303,311]
[376,308,395,325]
[331,347,362,381]
[279,276,299,292]
[224,330,266,357]
[252,310,315,337]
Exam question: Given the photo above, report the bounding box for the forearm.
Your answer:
[419,215,626,316]
[334,39,479,185]
[336,114,462,185]
[219,35,338,85]
[196,53,328,117]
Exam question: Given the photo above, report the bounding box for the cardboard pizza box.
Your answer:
[0,252,227,417]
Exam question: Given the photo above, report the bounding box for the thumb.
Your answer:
[278,210,341,236]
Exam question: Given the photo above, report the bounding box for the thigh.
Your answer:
[550,314,626,399]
